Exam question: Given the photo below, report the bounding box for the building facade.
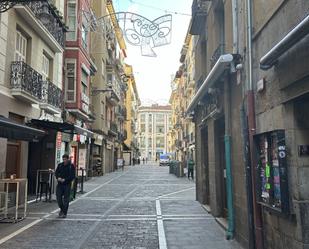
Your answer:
[0,1,66,194]
[186,0,309,248]
[123,64,140,165]
[170,27,196,163]
[138,105,172,161]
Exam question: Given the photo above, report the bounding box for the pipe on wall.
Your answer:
[246,0,264,248]
[224,75,234,240]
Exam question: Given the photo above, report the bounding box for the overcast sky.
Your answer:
[113,0,192,106]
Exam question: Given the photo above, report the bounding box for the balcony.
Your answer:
[66,93,90,121]
[108,121,118,136]
[106,91,119,106]
[40,80,63,114]
[117,132,125,142]
[189,0,209,35]
[210,44,225,69]
[10,61,43,104]
[175,139,183,149]
[116,106,126,120]
[14,1,65,52]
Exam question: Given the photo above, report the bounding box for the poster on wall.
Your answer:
[78,148,87,176]
[255,130,289,214]
[56,132,62,166]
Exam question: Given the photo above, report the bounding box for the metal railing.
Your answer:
[42,80,63,109]
[210,44,225,69]
[11,61,43,100]
[110,122,118,133]
[27,1,65,48]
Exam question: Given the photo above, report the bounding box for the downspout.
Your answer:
[224,74,234,240]
[232,0,238,54]
[224,0,238,240]
[246,0,264,248]
[240,104,255,249]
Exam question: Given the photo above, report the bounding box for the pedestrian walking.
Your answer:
[55,154,76,218]
[142,158,145,164]
[122,159,125,171]
[187,157,195,180]
[138,158,140,164]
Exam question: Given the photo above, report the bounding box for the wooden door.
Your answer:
[5,141,21,178]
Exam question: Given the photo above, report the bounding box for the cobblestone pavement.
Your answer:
[0,164,243,249]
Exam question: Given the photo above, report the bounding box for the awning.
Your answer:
[260,14,309,70]
[186,54,234,114]
[0,116,45,141]
[30,119,94,138]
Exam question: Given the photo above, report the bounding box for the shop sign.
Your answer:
[56,132,62,165]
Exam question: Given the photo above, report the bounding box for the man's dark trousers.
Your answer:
[188,168,194,179]
[56,183,71,215]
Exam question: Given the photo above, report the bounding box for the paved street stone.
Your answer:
[0,164,243,249]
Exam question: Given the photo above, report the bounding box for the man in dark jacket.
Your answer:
[55,154,75,218]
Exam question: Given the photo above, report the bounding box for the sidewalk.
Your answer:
[0,164,243,249]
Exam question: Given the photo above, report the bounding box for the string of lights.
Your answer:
[129,0,191,17]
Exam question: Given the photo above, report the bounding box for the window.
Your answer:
[156,125,165,134]
[15,31,27,62]
[140,123,145,133]
[81,24,88,49]
[42,54,50,81]
[140,114,145,123]
[66,2,76,41]
[148,137,152,147]
[156,137,164,148]
[156,114,164,123]
[81,69,88,94]
[65,61,76,102]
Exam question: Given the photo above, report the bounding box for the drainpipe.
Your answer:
[246,0,264,248]
[224,74,234,240]
[240,104,255,249]
[223,0,238,240]
[232,0,238,54]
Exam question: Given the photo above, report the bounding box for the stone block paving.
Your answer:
[109,200,156,216]
[0,164,244,249]
[81,220,158,249]
[164,219,243,249]
[161,200,209,215]
[68,199,119,215]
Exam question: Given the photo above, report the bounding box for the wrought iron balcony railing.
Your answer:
[190,0,209,35]
[210,44,225,69]
[42,80,63,109]
[11,61,43,100]
[26,1,65,48]
[110,122,118,134]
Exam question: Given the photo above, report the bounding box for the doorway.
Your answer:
[216,117,227,218]
[201,126,210,204]
[5,141,21,178]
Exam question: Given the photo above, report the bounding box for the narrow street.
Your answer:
[0,164,242,249]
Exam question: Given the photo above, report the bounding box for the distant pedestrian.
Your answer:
[142,158,145,164]
[187,157,195,180]
[55,154,76,218]
[122,159,125,171]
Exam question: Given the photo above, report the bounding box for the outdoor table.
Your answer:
[0,178,27,223]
